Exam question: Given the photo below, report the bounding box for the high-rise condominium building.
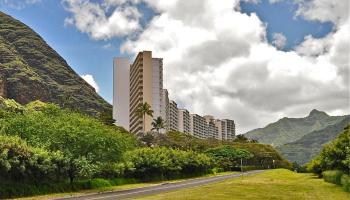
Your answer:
[129,51,163,134]
[204,115,218,139]
[161,89,170,131]
[169,100,179,131]
[223,119,235,140]
[113,57,130,131]
[215,119,225,140]
[152,58,164,119]
[178,109,190,133]
[190,114,207,139]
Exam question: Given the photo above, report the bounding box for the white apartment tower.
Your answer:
[190,114,207,139]
[169,100,179,131]
[161,89,170,131]
[223,119,235,140]
[204,115,218,139]
[113,57,130,131]
[152,58,164,119]
[178,109,190,133]
[129,51,164,134]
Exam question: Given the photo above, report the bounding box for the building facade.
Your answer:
[204,115,218,139]
[152,58,163,119]
[161,89,170,131]
[178,109,190,133]
[129,51,154,134]
[190,114,207,139]
[223,119,235,140]
[169,100,179,131]
[113,57,130,131]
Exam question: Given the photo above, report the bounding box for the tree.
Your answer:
[234,135,249,143]
[136,102,153,133]
[151,116,165,134]
[307,125,350,175]
[205,145,253,171]
[98,111,116,126]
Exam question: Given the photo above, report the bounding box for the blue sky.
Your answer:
[0,0,333,103]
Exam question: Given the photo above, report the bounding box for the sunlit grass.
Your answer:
[135,169,350,200]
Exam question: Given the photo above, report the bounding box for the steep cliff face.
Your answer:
[0,11,111,115]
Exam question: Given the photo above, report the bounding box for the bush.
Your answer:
[341,174,350,192]
[308,125,350,174]
[322,170,344,185]
[89,178,112,189]
[0,101,137,182]
[124,147,213,181]
[205,145,253,171]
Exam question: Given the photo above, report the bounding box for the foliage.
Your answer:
[146,131,291,169]
[291,162,307,173]
[151,116,165,134]
[205,145,253,171]
[123,147,212,181]
[0,101,137,183]
[135,102,153,133]
[0,134,63,183]
[341,174,350,192]
[307,125,350,175]
[322,170,344,185]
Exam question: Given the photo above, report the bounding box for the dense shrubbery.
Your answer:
[307,125,349,174]
[0,98,138,198]
[341,174,350,192]
[0,100,136,182]
[205,145,253,171]
[307,125,350,192]
[322,170,344,185]
[123,147,212,181]
[146,131,291,169]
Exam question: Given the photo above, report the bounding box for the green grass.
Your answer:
[135,169,350,200]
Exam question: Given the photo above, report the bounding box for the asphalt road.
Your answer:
[56,170,265,200]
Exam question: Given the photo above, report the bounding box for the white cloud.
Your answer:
[102,43,113,49]
[65,0,349,133]
[0,0,41,9]
[81,74,100,93]
[271,32,287,49]
[62,0,142,40]
[269,0,281,4]
[294,0,349,25]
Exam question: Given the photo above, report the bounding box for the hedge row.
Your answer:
[322,170,350,192]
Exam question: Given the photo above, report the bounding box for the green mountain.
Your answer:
[277,116,350,164]
[0,11,111,115]
[244,109,350,164]
[244,109,348,146]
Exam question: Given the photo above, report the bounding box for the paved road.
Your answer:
[56,170,265,200]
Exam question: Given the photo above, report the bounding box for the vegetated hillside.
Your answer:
[244,109,348,147]
[277,116,350,164]
[0,11,111,115]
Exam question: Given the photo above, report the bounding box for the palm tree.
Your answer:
[151,116,165,134]
[136,102,153,133]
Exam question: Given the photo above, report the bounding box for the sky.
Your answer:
[0,0,349,133]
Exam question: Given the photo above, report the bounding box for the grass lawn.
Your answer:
[15,171,237,200]
[135,169,350,200]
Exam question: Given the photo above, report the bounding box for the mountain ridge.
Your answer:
[244,109,349,164]
[0,11,111,115]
